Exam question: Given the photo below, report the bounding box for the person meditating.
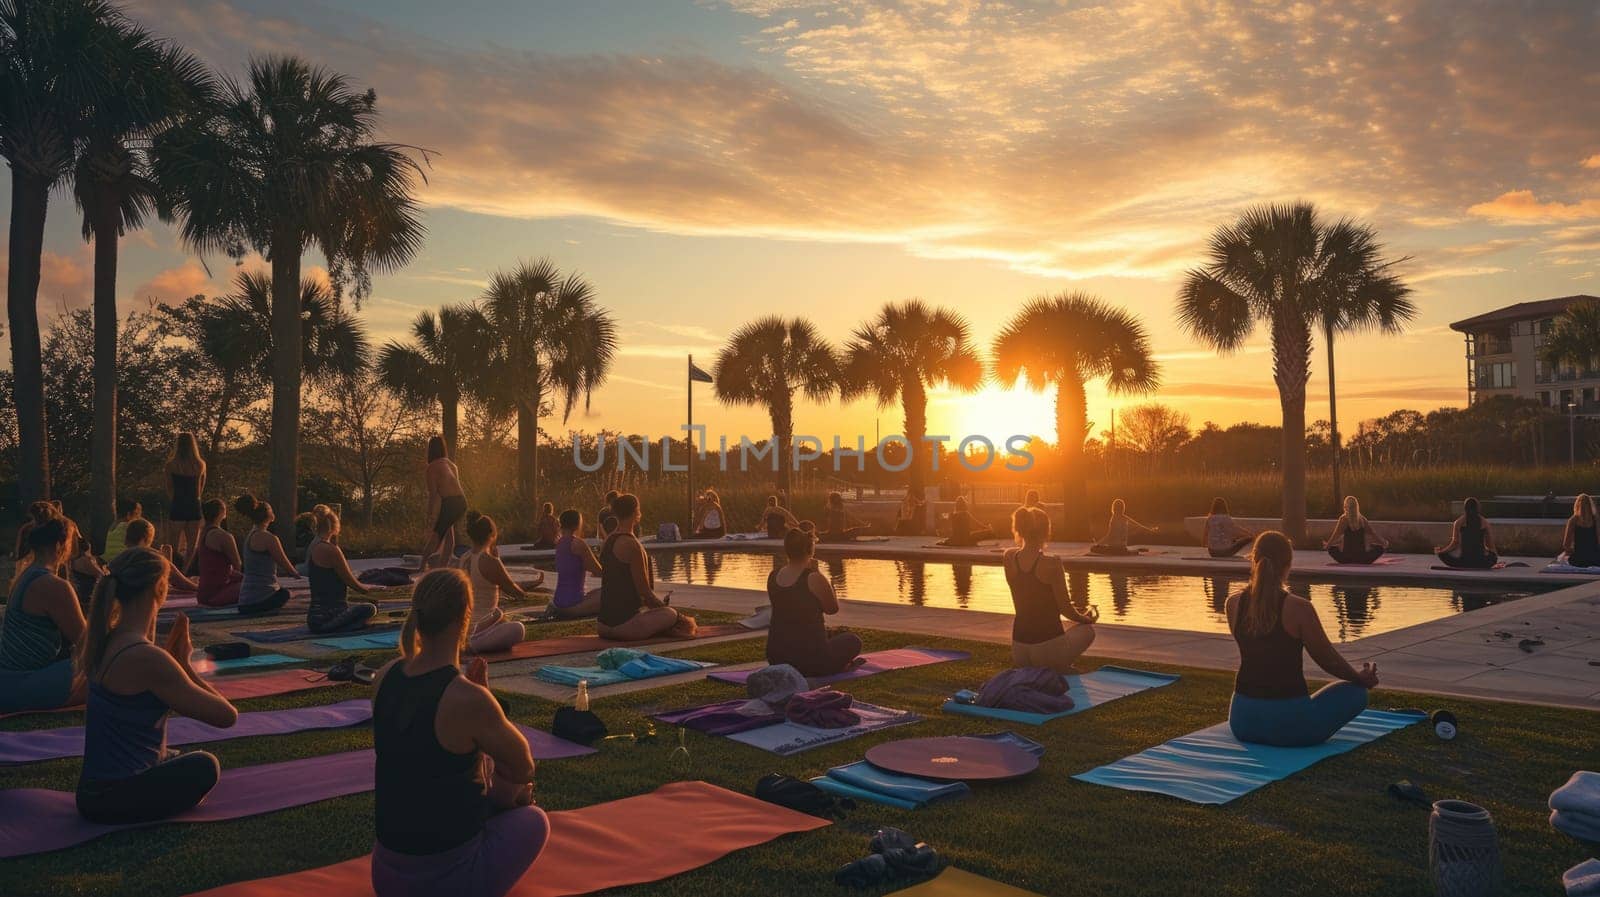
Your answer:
[455,512,531,653]
[544,510,603,620]
[123,519,200,593]
[597,493,695,641]
[942,497,995,546]
[597,490,621,539]
[531,503,559,550]
[691,488,728,539]
[0,509,88,713]
[370,569,547,897]
[762,495,801,539]
[422,436,468,569]
[819,492,870,543]
[1435,497,1499,569]
[1003,506,1097,672]
[1561,493,1599,568]
[1204,497,1255,558]
[765,528,862,677]
[68,526,107,608]
[1089,499,1157,555]
[233,495,296,614]
[895,490,927,536]
[75,547,239,824]
[190,500,245,608]
[1325,496,1388,564]
[305,504,380,634]
[102,499,144,560]
[1226,531,1377,747]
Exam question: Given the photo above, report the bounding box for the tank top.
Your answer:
[598,534,644,627]
[373,664,487,855]
[306,538,351,623]
[1005,550,1065,645]
[1571,521,1600,567]
[169,472,201,518]
[81,643,171,782]
[553,535,586,608]
[70,562,100,607]
[1230,589,1308,700]
[460,550,498,626]
[702,506,722,529]
[1459,518,1487,561]
[1105,516,1129,547]
[196,528,235,603]
[238,531,279,604]
[102,522,129,558]
[766,568,828,666]
[1,566,64,671]
[1206,515,1237,551]
[1342,523,1367,557]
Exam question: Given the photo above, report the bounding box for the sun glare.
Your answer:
[933,384,1059,447]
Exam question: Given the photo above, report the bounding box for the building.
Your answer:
[1449,295,1600,412]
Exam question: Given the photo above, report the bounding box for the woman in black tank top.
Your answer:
[1003,506,1097,673]
[1435,497,1499,569]
[1324,496,1386,564]
[1562,493,1600,568]
[765,529,862,676]
[594,493,691,642]
[371,568,547,897]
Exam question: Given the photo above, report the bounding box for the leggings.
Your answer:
[1328,544,1385,564]
[1228,682,1369,747]
[769,631,864,678]
[469,619,526,654]
[308,601,378,634]
[372,804,550,897]
[237,587,291,616]
[1011,624,1096,674]
[0,658,75,713]
[197,571,244,608]
[77,751,220,824]
[1209,537,1253,558]
[434,495,468,539]
[1436,550,1498,569]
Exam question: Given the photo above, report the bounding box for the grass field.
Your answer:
[2,624,1593,897]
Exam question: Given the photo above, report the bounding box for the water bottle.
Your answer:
[575,680,590,712]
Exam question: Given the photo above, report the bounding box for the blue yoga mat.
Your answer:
[812,761,971,810]
[237,621,403,645]
[942,666,1179,725]
[1073,709,1426,804]
[310,630,403,651]
[197,653,301,673]
[535,656,713,687]
[727,702,920,756]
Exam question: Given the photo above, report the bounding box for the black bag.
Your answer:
[755,773,853,818]
[552,707,607,745]
[203,642,250,661]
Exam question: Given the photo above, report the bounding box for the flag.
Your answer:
[688,360,714,383]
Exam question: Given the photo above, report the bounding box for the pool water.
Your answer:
[647,549,1561,642]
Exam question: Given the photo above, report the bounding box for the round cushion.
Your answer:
[865,736,1040,782]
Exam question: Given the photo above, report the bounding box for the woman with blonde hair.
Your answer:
[456,512,533,653]
[1227,531,1377,746]
[1324,496,1388,564]
[164,433,207,564]
[1003,506,1097,672]
[1562,493,1599,568]
[305,504,379,634]
[0,508,88,712]
[1089,499,1158,556]
[691,488,727,539]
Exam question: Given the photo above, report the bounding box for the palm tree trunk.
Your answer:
[903,378,928,503]
[1324,320,1342,516]
[89,203,120,551]
[772,402,793,502]
[7,168,53,505]
[267,243,304,551]
[209,374,236,456]
[1054,377,1090,540]
[1274,319,1312,542]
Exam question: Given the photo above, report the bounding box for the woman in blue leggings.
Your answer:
[1227,531,1379,747]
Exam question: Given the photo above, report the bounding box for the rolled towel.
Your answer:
[1566,859,1600,897]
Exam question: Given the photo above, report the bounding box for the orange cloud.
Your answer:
[0,242,92,310]
[1468,190,1600,223]
[128,261,213,305]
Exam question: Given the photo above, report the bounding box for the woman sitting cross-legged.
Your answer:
[531,503,559,551]
[691,488,727,539]
[1435,497,1499,569]
[766,528,863,677]
[456,512,531,653]
[123,519,201,593]
[233,494,297,615]
[1089,499,1158,556]
[1325,496,1388,564]
[1561,493,1599,568]
[1227,531,1378,747]
[76,547,238,824]
[819,492,870,543]
[189,500,245,608]
[761,495,801,539]
[371,569,548,897]
[597,493,696,641]
[544,510,604,620]
[1204,497,1255,558]
[942,497,995,546]
[0,508,88,713]
[1004,506,1097,673]
[305,504,379,634]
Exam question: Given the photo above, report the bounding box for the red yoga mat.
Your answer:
[474,623,752,663]
[184,780,828,897]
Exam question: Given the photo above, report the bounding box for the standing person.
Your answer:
[75,547,238,824]
[597,494,695,641]
[532,503,559,550]
[819,492,869,543]
[692,489,727,539]
[234,495,296,615]
[1003,507,1097,672]
[543,510,604,620]
[422,436,468,569]
[0,509,88,713]
[1325,496,1388,564]
[455,512,531,653]
[371,569,547,897]
[942,496,995,546]
[1561,493,1600,568]
[1205,498,1255,558]
[765,528,862,676]
[164,433,207,566]
[1435,497,1499,569]
[762,496,800,539]
[1090,499,1158,556]
[895,489,927,536]
[1226,531,1378,746]
[305,505,380,635]
[102,499,144,559]
[191,500,244,608]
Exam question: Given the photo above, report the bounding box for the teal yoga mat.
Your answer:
[536,656,714,687]
[311,630,402,651]
[1072,708,1426,804]
[942,666,1178,725]
[196,653,300,672]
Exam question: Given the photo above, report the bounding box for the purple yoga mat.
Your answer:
[654,699,785,736]
[707,647,970,687]
[0,725,593,858]
[0,699,374,765]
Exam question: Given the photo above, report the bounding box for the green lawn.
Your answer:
[2,627,1595,896]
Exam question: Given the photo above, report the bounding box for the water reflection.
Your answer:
[952,564,974,607]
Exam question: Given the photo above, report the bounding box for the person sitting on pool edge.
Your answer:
[305,504,380,634]
[1435,497,1499,569]
[544,509,604,620]
[75,547,238,824]
[691,488,727,539]
[455,511,532,653]
[820,492,870,543]
[372,569,547,897]
[597,490,621,538]
[1561,493,1599,568]
[940,496,995,546]
[762,495,801,539]
[1089,499,1158,556]
[531,502,560,550]
[765,527,863,677]
[597,493,696,641]
[1325,495,1388,564]
[1227,531,1378,747]
[1004,506,1097,673]
[0,507,88,714]
[895,489,927,535]
[1204,497,1255,558]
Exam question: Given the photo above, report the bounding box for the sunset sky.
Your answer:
[4,0,1599,448]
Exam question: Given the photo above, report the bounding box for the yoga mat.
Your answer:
[192,653,300,673]
[1325,556,1403,567]
[236,621,403,644]
[1430,563,1507,571]
[472,622,753,663]
[309,630,401,651]
[0,699,373,764]
[0,725,594,857]
[535,657,713,687]
[0,670,338,721]
[1072,708,1426,805]
[813,761,970,809]
[887,867,1046,897]
[708,647,971,687]
[182,781,828,897]
[726,702,921,756]
[866,735,1040,782]
[942,666,1179,725]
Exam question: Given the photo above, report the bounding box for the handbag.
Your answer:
[552,707,608,745]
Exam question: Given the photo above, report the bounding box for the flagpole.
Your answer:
[686,354,694,529]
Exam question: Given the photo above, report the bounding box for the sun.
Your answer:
[931,383,1059,448]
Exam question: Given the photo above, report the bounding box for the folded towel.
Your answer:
[976,667,1075,715]
[1554,810,1600,843]
[597,647,646,670]
[653,699,785,736]
[812,760,970,809]
[616,653,701,679]
[747,664,807,704]
[785,689,858,729]
[1566,859,1600,896]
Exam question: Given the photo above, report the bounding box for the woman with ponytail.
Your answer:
[1562,493,1599,568]
[123,519,201,593]
[1003,506,1097,672]
[374,569,547,897]
[0,509,88,712]
[305,505,380,634]
[186,501,242,606]
[455,511,536,653]
[1324,495,1388,565]
[1435,497,1499,569]
[75,547,238,823]
[1226,531,1378,746]
[68,522,108,609]
[233,494,296,615]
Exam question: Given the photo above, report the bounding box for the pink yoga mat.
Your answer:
[183,781,829,897]
[0,726,594,858]
[0,669,337,721]
[474,623,752,663]
[708,647,971,686]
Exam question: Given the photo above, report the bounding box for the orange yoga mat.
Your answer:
[475,623,754,663]
[185,780,828,897]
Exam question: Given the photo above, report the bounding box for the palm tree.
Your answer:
[154,56,425,543]
[712,317,840,500]
[1178,202,1410,541]
[992,292,1159,539]
[1542,297,1600,377]
[377,303,490,454]
[480,260,616,505]
[841,300,983,505]
[74,21,213,549]
[2,0,127,505]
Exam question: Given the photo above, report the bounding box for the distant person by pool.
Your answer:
[1003,506,1097,672]
[1023,489,1041,509]
[765,528,862,676]
[1435,497,1498,569]
[1562,493,1599,568]
[819,492,870,543]
[1324,496,1387,564]
[598,490,621,538]
[941,496,995,546]
[1227,531,1377,746]
[545,510,603,620]
[1089,499,1157,555]
[1204,498,1255,558]
[531,503,559,550]
[762,496,801,539]
[895,489,927,536]
[691,488,727,539]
